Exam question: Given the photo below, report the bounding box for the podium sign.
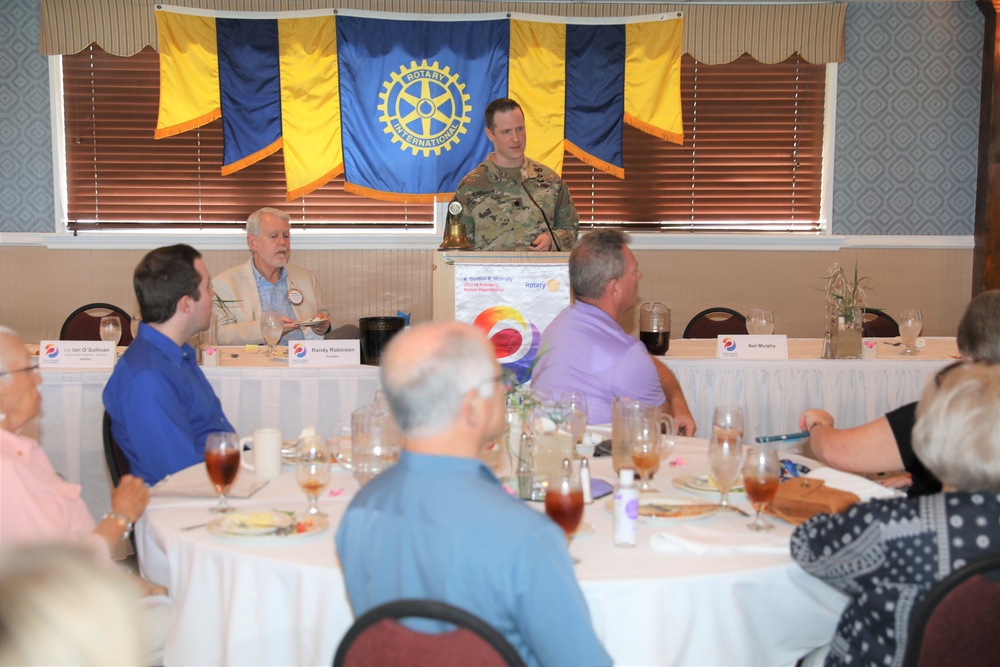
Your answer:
[455,263,569,382]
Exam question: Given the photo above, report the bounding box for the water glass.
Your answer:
[295,435,331,516]
[560,391,589,445]
[711,405,744,444]
[204,431,240,513]
[746,308,775,335]
[707,430,745,509]
[260,310,283,356]
[898,308,922,355]
[742,445,780,531]
[100,315,122,346]
[544,458,584,564]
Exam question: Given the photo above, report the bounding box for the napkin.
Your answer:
[650,523,791,555]
[804,467,905,502]
[151,463,269,499]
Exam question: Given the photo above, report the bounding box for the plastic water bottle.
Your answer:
[613,468,639,547]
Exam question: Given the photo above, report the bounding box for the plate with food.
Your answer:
[207,511,329,539]
[604,496,721,524]
[672,474,746,497]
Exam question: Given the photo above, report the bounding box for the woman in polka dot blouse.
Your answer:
[791,361,1000,667]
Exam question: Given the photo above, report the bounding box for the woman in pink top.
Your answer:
[0,326,150,556]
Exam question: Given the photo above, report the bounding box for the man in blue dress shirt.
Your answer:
[103,244,234,485]
[336,321,612,667]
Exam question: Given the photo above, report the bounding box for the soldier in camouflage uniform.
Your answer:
[448,98,579,252]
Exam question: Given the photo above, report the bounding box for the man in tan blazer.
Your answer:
[213,208,354,345]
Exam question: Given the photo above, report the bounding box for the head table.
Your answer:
[33,336,955,521]
[137,438,847,667]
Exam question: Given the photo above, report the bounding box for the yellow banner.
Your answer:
[624,18,684,145]
[509,20,566,174]
[278,16,343,200]
[154,11,220,139]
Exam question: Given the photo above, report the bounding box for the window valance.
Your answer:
[40,1,845,65]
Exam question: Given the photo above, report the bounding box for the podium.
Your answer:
[431,250,571,321]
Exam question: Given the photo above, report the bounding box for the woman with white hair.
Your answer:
[791,362,1000,667]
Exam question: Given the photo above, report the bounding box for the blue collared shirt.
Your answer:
[102,322,235,485]
[251,262,303,342]
[335,451,612,667]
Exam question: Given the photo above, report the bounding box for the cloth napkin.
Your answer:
[650,522,792,555]
[151,463,269,499]
[804,467,905,502]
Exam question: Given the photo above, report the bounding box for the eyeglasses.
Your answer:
[0,358,39,378]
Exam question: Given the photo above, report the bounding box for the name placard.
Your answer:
[37,341,117,370]
[716,335,789,360]
[288,340,360,367]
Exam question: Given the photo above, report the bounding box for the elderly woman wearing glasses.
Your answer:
[0,326,150,554]
[791,361,1000,667]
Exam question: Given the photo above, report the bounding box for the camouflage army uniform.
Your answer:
[448,154,579,251]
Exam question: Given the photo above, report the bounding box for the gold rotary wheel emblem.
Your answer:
[378,60,472,157]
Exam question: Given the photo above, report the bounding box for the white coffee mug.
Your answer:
[239,428,283,479]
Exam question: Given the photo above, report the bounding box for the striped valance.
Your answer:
[39,1,846,65]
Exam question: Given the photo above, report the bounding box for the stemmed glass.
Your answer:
[260,310,283,357]
[100,315,122,346]
[746,308,775,335]
[707,429,745,510]
[204,431,240,513]
[712,405,744,444]
[560,391,589,446]
[544,458,584,564]
[742,445,780,531]
[295,434,331,516]
[629,427,662,493]
[898,308,923,355]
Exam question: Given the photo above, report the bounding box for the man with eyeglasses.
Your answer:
[799,289,1000,496]
[212,207,357,345]
[336,321,611,667]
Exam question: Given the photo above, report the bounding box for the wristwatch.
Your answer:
[103,511,134,540]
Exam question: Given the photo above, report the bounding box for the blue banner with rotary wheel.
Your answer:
[336,16,509,202]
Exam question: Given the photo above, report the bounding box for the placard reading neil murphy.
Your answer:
[37,341,117,369]
[716,335,789,360]
[287,340,360,368]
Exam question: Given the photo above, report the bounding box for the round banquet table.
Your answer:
[138,437,848,667]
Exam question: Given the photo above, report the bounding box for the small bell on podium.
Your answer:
[439,201,473,250]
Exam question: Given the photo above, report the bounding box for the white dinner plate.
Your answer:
[604,495,721,524]
[209,511,293,536]
[208,513,330,540]
[672,474,746,497]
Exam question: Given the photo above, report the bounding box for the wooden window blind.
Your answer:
[63,46,825,232]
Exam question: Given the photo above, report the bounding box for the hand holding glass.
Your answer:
[204,431,240,513]
[295,435,331,516]
[260,311,283,357]
[100,316,122,346]
[898,308,922,355]
[742,446,780,531]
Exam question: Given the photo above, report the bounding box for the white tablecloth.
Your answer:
[138,440,848,667]
[660,337,958,441]
[37,352,381,520]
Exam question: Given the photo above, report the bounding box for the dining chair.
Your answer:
[332,599,526,667]
[860,308,900,338]
[59,302,134,346]
[682,307,748,339]
[102,411,137,558]
[901,553,1000,667]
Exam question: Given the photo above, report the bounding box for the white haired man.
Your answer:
[335,321,611,667]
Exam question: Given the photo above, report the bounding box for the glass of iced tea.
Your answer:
[544,458,584,564]
[295,435,331,516]
[629,430,661,493]
[742,445,780,531]
[204,431,240,513]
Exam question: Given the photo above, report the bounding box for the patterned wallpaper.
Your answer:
[1,0,54,233]
[834,2,983,235]
[0,1,985,235]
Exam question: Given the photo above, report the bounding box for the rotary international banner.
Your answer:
[454,264,570,383]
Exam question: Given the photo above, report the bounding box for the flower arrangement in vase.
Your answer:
[824,259,872,359]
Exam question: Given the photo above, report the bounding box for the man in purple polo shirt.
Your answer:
[531,230,696,434]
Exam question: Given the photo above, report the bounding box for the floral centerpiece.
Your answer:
[823,260,872,359]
